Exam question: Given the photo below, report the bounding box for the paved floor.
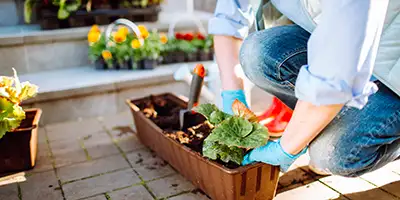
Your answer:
[0,111,400,200]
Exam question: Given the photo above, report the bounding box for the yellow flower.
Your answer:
[102,50,112,60]
[87,31,101,43]
[117,26,129,36]
[138,25,149,39]
[160,33,168,44]
[89,25,101,33]
[131,39,141,49]
[113,31,126,43]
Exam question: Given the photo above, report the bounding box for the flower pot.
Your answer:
[95,58,108,70]
[162,54,174,64]
[117,60,131,70]
[208,49,215,60]
[0,109,42,173]
[198,50,210,61]
[139,59,157,70]
[173,51,186,63]
[185,52,198,62]
[126,94,279,200]
[128,59,139,70]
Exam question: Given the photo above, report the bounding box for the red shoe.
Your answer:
[258,97,293,137]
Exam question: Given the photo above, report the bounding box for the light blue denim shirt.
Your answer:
[209,0,387,109]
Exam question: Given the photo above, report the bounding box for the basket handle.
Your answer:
[167,15,206,38]
[105,18,144,46]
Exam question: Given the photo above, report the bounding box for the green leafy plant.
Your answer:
[0,69,38,139]
[24,0,82,23]
[195,100,269,165]
[137,30,163,60]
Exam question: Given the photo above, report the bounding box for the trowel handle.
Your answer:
[187,64,205,110]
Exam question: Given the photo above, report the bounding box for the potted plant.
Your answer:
[134,26,163,69]
[24,0,83,23]
[0,69,41,173]
[126,93,279,200]
[88,24,163,70]
[191,33,214,61]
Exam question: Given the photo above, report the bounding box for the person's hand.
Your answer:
[242,139,307,172]
[221,90,248,115]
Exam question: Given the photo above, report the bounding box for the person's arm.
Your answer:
[243,0,390,171]
[214,35,244,90]
[281,0,389,155]
[208,0,255,113]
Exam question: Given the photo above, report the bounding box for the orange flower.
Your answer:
[87,31,101,43]
[89,25,101,33]
[138,25,149,39]
[160,33,168,44]
[113,31,126,43]
[102,50,112,60]
[131,39,141,49]
[117,26,129,36]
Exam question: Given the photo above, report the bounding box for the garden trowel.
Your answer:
[179,64,206,131]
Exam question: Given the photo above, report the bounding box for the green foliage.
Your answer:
[202,140,243,165]
[195,103,269,165]
[24,0,82,23]
[137,31,163,60]
[0,69,38,139]
[88,34,106,62]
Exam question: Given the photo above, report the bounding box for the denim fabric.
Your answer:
[240,24,400,177]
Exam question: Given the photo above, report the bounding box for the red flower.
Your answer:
[175,33,184,40]
[195,32,205,40]
[184,33,194,41]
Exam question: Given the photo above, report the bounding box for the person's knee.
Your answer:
[239,30,278,85]
[309,138,370,177]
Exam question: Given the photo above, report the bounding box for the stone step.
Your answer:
[0,11,213,76]
[19,61,216,125]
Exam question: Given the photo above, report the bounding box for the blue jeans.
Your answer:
[240,24,400,177]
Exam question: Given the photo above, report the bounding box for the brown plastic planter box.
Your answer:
[0,109,42,173]
[126,93,279,200]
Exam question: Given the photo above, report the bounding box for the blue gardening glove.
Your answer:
[242,139,307,172]
[221,90,248,115]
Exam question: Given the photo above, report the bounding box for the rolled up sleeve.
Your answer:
[208,0,255,39]
[295,0,389,109]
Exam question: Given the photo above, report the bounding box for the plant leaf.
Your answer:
[206,116,253,143]
[202,140,243,165]
[209,110,230,125]
[206,116,268,149]
[232,99,258,122]
[194,103,220,120]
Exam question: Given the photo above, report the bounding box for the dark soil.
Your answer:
[136,95,241,169]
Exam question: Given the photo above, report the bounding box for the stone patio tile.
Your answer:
[82,132,120,159]
[45,118,103,142]
[361,168,400,197]
[386,160,400,174]
[63,169,140,200]
[320,175,398,200]
[28,141,53,174]
[49,138,87,168]
[278,166,316,188]
[83,195,107,200]
[98,111,134,131]
[109,185,153,200]
[58,154,130,183]
[146,174,196,199]
[126,149,176,181]
[168,191,210,200]
[0,183,19,200]
[20,170,63,200]
[115,134,145,153]
[275,181,342,200]
[38,127,47,144]
[378,181,400,198]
